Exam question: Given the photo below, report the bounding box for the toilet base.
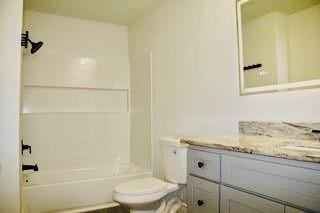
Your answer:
[128,196,182,213]
[130,209,154,213]
[130,210,154,213]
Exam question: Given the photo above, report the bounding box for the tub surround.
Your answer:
[182,135,320,163]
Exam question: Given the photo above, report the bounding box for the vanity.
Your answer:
[183,133,320,213]
[182,0,320,209]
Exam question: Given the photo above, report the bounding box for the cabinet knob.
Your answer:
[197,161,204,168]
[197,200,204,206]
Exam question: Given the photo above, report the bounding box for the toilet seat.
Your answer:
[113,177,179,205]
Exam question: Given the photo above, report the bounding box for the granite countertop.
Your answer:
[181,135,320,163]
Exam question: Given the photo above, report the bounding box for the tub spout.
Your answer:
[22,164,38,172]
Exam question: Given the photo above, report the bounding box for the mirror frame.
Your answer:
[237,0,320,95]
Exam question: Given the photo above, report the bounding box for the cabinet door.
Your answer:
[221,155,320,211]
[187,175,219,213]
[285,206,306,213]
[220,186,284,213]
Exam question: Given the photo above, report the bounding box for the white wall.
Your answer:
[242,12,279,88]
[242,11,290,87]
[288,4,320,82]
[274,12,289,85]
[128,0,320,178]
[22,11,130,171]
[130,53,152,169]
[242,4,320,87]
[0,0,23,212]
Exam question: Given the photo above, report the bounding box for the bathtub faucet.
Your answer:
[22,164,39,172]
[21,139,32,154]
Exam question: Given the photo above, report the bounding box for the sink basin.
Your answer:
[281,145,320,152]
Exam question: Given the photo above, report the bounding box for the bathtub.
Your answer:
[22,164,152,213]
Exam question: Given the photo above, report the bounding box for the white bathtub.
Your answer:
[22,164,152,213]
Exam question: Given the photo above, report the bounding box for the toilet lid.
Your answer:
[114,177,167,196]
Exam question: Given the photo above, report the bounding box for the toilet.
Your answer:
[113,137,188,212]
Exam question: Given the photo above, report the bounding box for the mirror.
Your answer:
[237,0,320,94]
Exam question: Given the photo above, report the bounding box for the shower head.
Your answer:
[21,31,43,54]
[30,40,43,54]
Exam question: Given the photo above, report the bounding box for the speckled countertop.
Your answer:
[181,135,320,163]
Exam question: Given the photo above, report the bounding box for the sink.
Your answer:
[281,145,320,152]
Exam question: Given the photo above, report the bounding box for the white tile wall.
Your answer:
[22,11,131,170]
[23,10,129,59]
[23,86,128,113]
[22,113,130,171]
[23,54,129,89]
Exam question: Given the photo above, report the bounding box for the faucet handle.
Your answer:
[21,140,32,155]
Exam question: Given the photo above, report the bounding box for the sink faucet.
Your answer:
[22,164,38,172]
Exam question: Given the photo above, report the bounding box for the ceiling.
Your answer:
[242,0,320,22]
[24,0,157,25]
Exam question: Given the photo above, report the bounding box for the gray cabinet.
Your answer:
[221,155,320,211]
[285,206,307,213]
[220,186,284,213]
[187,148,319,213]
[187,175,219,213]
[188,149,220,182]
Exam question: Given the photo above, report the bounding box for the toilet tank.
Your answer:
[159,137,188,184]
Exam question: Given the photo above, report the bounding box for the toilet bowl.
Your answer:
[113,137,188,212]
[113,177,179,208]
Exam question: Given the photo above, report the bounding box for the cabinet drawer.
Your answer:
[221,155,320,211]
[220,185,284,213]
[187,175,219,213]
[188,149,220,181]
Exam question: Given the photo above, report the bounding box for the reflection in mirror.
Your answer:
[237,0,320,94]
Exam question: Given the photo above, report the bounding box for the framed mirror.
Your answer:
[237,0,320,94]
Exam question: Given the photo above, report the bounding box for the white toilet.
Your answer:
[113,137,188,212]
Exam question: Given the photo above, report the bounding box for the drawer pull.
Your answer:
[198,162,204,168]
[197,200,204,206]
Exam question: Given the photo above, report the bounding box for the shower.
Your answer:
[21,31,43,54]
